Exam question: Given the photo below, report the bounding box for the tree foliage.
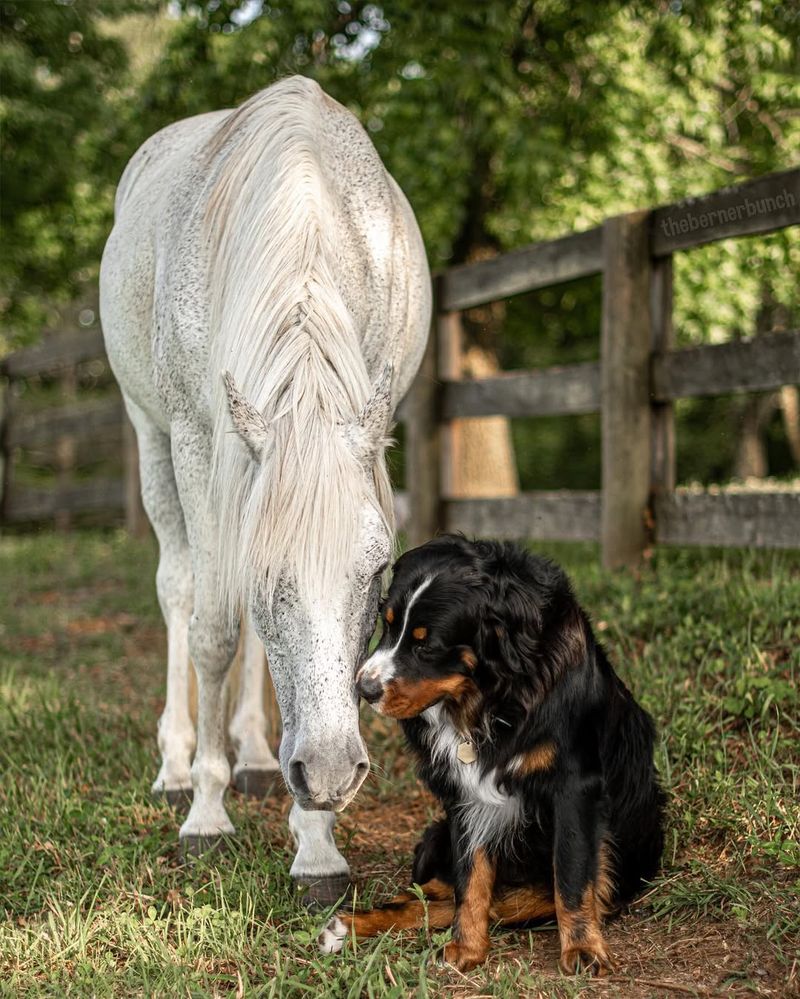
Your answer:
[2,0,797,480]
[0,1,164,345]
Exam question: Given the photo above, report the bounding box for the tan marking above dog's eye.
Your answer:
[412,627,427,641]
[385,607,394,624]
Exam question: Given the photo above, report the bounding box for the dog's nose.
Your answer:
[357,673,384,704]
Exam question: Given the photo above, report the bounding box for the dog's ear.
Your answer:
[475,577,540,676]
[475,576,590,694]
[543,600,591,678]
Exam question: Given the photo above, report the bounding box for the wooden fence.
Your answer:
[2,168,798,560]
[0,329,146,533]
[403,167,800,565]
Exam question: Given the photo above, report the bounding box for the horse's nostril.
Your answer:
[337,760,370,801]
[289,759,309,796]
[358,674,383,704]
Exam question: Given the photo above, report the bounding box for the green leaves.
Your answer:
[0,0,160,349]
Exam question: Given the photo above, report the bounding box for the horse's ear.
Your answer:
[346,362,394,469]
[222,370,271,463]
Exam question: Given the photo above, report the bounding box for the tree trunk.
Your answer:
[450,345,519,498]
[780,385,800,465]
[734,392,779,480]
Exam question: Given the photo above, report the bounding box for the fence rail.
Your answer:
[442,361,601,419]
[0,332,145,532]
[651,331,800,400]
[1,329,107,378]
[404,167,800,563]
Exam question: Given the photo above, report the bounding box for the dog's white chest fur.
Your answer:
[422,704,521,854]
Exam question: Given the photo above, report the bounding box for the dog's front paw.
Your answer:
[559,944,613,977]
[442,939,488,972]
[318,914,348,954]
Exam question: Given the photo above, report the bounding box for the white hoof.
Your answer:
[318,915,348,954]
[151,766,192,796]
[179,802,236,839]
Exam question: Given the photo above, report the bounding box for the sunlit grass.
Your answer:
[1,531,798,995]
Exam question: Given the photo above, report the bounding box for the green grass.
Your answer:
[1,531,798,996]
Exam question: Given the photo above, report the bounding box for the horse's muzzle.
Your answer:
[287,742,369,811]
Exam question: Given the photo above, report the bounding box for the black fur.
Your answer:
[362,536,665,961]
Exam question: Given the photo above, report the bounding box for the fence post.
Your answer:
[406,284,442,548]
[650,255,675,495]
[54,364,78,531]
[0,376,8,523]
[438,309,464,499]
[601,211,653,569]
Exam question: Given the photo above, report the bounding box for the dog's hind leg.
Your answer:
[489,885,556,924]
[318,879,455,953]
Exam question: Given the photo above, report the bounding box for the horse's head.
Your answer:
[224,365,394,811]
[251,504,390,811]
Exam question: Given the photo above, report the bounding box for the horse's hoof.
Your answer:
[153,787,193,811]
[294,873,353,910]
[233,768,282,799]
[179,834,231,862]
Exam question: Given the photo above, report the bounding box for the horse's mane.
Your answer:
[205,77,394,619]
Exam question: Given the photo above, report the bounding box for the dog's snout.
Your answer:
[357,672,384,704]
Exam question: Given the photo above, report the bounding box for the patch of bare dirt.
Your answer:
[244,781,794,998]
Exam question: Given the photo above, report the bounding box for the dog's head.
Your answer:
[355,535,590,721]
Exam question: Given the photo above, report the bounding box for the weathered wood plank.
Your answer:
[1,330,107,378]
[438,310,464,498]
[445,491,601,541]
[440,227,603,311]
[3,478,125,523]
[0,380,9,519]
[405,317,440,547]
[393,490,410,532]
[651,168,799,256]
[655,491,800,549]
[442,361,600,419]
[601,212,653,569]
[652,330,800,401]
[6,397,124,450]
[434,170,798,315]
[650,255,676,492]
[23,435,122,470]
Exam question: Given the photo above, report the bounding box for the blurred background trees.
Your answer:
[1,0,798,487]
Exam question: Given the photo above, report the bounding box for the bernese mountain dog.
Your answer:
[319,536,665,976]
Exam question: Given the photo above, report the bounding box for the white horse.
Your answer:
[99,76,430,903]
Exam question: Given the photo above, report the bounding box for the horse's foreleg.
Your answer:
[171,424,238,852]
[229,620,280,797]
[153,594,195,806]
[289,804,352,907]
[179,605,238,852]
[128,401,195,806]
